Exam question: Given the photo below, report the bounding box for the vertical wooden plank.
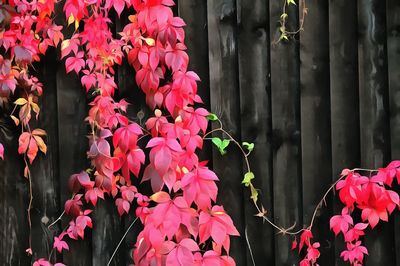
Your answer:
[56,56,92,265]
[358,1,395,265]
[0,114,29,265]
[30,49,61,261]
[92,203,124,266]
[329,0,360,265]
[237,0,274,265]
[207,1,246,264]
[178,0,210,107]
[270,2,301,265]
[177,0,212,169]
[387,1,400,265]
[54,3,93,261]
[300,0,334,264]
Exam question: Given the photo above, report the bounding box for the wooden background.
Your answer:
[1,0,400,265]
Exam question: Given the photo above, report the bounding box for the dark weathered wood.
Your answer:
[92,201,124,266]
[3,1,400,265]
[329,0,360,264]
[269,2,302,265]
[0,113,29,265]
[387,0,400,265]
[178,0,210,107]
[237,0,274,265]
[207,1,246,265]
[178,0,213,169]
[29,49,61,261]
[55,37,92,266]
[358,1,396,265]
[300,0,334,264]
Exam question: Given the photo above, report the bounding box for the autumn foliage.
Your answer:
[2,0,239,265]
[1,0,400,266]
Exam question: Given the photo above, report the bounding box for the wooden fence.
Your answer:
[1,0,400,265]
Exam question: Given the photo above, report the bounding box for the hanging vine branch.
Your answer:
[275,0,308,43]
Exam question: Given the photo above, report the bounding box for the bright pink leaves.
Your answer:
[113,123,142,152]
[341,241,368,265]
[53,233,69,253]
[198,206,239,252]
[181,164,218,210]
[65,51,85,74]
[330,207,353,236]
[53,0,240,264]
[344,223,367,242]
[0,143,4,160]
[115,185,137,215]
[148,193,198,239]
[161,239,199,266]
[327,163,400,265]
[144,136,183,190]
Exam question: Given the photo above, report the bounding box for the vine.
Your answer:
[0,1,398,266]
[0,0,63,256]
[275,0,308,43]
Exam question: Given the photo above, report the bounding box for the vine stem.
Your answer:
[106,217,138,266]
[48,193,76,229]
[203,120,375,237]
[23,153,33,255]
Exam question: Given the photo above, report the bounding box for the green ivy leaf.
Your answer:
[207,113,218,121]
[242,172,255,187]
[211,137,230,155]
[242,142,255,153]
[287,0,296,5]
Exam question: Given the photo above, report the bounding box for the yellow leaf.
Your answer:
[14,98,28,105]
[33,135,47,154]
[128,15,137,23]
[181,166,189,174]
[61,39,70,51]
[32,128,47,136]
[75,19,79,30]
[150,191,170,203]
[68,14,75,25]
[250,184,258,203]
[144,38,155,46]
[10,115,19,126]
[30,102,40,118]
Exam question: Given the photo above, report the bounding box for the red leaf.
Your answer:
[113,0,125,16]
[53,236,69,253]
[0,143,4,160]
[65,51,85,73]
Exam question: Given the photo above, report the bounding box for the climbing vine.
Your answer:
[0,0,398,266]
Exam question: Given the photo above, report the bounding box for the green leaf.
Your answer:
[250,185,258,203]
[207,113,218,121]
[242,142,255,153]
[287,0,296,5]
[242,172,255,187]
[211,137,222,147]
[211,137,230,155]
